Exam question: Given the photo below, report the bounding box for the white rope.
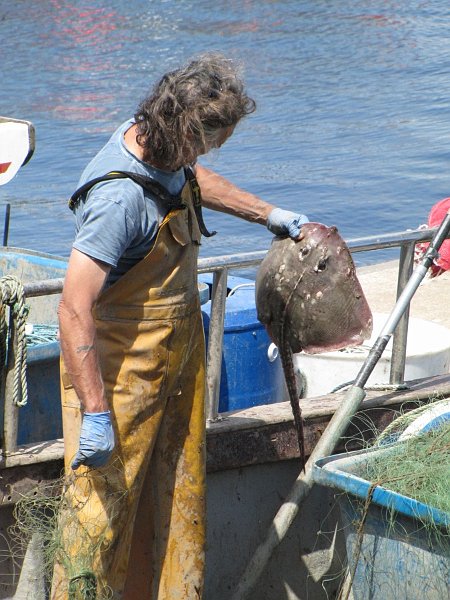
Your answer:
[0,276,29,406]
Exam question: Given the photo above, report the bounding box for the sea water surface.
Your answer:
[2,0,450,265]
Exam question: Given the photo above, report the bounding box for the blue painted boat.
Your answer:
[0,248,66,445]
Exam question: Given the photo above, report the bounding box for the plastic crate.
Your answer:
[313,446,450,600]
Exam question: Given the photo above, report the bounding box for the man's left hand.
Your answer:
[267,208,309,239]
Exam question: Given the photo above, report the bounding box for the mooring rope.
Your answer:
[0,275,29,406]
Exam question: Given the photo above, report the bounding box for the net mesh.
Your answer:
[9,464,127,600]
[336,397,450,600]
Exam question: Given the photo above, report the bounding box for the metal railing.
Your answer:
[0,225,446,457]
[199,225,445,420]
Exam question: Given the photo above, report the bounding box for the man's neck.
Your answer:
[123,124,176,171]
[123,124,145,161]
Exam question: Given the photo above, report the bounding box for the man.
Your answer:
[52,52,308,599]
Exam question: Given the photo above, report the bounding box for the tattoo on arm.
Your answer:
[76,344,94,354]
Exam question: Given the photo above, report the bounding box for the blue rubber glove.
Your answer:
[71,411,115,470]
[267,208,309,238]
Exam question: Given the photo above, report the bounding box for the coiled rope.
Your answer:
[0,275,29,406]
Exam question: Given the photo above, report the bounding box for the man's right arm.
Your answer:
[58,248,110,412]
[58,249,114,469]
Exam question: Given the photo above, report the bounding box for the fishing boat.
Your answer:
[1,117,449,599]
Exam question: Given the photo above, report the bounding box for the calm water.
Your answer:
[2,0,450,265]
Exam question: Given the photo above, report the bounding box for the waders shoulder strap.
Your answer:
[68,170,186,212]
[69,168,217,239]
[184,166,216,238]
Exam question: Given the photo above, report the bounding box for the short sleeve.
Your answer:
[73,191,140,267]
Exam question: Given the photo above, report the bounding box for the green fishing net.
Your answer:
[335,398,450,600]
[10,465,126,600]
[367,406,450,515]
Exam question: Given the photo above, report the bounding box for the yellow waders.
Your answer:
[52,179,206,600]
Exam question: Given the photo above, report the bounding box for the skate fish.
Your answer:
[255,223,373,469]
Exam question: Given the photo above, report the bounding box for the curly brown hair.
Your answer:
[134,53,256,170]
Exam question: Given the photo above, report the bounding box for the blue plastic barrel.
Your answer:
[201,274,285,413]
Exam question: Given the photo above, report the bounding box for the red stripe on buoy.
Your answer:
[0,162,11,174]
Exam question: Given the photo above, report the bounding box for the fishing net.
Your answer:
[334,397,450,600]
[307,397,450,600]
[9,464,127,600]
[26,323,59,346]
[367,402,450,514]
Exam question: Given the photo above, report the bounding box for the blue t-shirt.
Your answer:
[72,119,186,285]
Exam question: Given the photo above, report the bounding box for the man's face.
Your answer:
[183,125,236,165]
[206,125,236,152]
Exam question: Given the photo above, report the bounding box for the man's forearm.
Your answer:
[58,299,108,413]
[196,164,275,224]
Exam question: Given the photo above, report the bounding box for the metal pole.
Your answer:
[3,203,10,246]
[205,268,228,421]
[389,241,415,384]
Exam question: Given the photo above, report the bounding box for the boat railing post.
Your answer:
[389,240,415,385]
[205,268,228,422]
[1,308,20,457]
